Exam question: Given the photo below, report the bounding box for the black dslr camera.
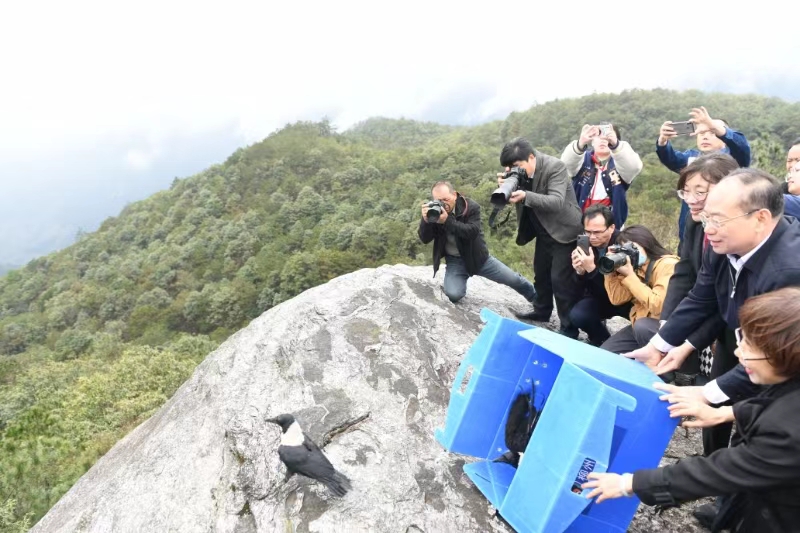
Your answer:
[426,200,447,223]
[598,243,640,275]
[491,166,528,207]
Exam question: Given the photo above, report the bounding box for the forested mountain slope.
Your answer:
[1,88,797,526]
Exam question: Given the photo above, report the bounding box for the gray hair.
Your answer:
[431,181,455,194]
[725,168,784,217]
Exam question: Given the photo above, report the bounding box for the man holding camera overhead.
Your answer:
[497,138,584,337]
[561,123,643,229]
[657,106,751,248]
[418,180,537,305]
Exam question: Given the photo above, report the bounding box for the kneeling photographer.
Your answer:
[598,226,679,354]
[418,181,537,305]
[568,205,633,346]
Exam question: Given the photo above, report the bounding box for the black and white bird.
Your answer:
[266,413,352,497]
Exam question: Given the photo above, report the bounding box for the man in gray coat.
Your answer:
[498,137,585,337]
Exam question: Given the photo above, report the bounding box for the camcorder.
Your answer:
[491,166,529,207]
[426,200,447,223]
[598,243,640,275]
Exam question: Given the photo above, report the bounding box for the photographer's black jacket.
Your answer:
[418,194,489,277]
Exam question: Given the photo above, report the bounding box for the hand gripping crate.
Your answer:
[435,309,678,533]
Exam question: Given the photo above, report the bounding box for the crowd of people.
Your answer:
[418,108,800,532]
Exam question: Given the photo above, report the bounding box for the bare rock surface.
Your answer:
[31,264,706,533]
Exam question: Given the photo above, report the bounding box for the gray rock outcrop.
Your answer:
[31,264,707,533]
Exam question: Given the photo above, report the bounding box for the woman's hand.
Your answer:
[668,401,733,428]
[653,383,709,404]
[654,383,734,427]
[616,256,634,277]
[582,472,633,503]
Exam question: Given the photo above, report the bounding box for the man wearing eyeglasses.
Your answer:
[626,168,800,459]
[785,159,800,219]
[568,205,632,346]
[656,107,751,250]
[560,123,643,230]
[785,138,800,183]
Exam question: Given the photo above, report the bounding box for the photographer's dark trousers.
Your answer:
[530,230,582,336]
[600,317,660,354]
[569,296,633,346]
[443,255,536,304]
[703,328,738,457]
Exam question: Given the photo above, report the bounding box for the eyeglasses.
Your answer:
[583,228,610,237]
[677,189,709,201]
[699,210,757,230]
[734,327,769,361]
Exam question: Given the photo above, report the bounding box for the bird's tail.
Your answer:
[322,470,352,497]
[505,391,534,453]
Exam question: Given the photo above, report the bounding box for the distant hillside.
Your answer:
[343,116,459,148]
[1,89,799,527]
[452,88,800,166]
[0,264,17,277]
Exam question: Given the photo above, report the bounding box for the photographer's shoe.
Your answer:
[512,308,552,322]
[558,326,579,340]
[692,503,717,529]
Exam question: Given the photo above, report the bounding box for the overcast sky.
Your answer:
[0,0,796,265]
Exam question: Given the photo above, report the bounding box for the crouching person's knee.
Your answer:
[632,317,659,347]
[568,306,584,328]
[443,285,466,303]
[442,271,467,303]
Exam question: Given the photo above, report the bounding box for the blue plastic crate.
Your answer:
[435,308,678,533]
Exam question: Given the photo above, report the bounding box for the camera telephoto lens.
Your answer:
[491,167,525,207]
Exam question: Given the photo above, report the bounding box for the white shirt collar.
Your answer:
[727,232,772,272]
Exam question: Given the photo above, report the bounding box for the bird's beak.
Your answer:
[266,418,277,424]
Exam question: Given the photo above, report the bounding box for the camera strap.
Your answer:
[488,206,511,230]
[643,259,656,285]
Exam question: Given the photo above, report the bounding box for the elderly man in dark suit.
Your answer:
[497,137,585,338]
[625,168,800,527]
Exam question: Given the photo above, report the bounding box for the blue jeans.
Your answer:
[443,255,536,303]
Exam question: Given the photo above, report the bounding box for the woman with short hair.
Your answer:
[584,287,800,533]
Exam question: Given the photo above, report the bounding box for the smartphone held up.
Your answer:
[670,121,695,136]
[577,235,590,255]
